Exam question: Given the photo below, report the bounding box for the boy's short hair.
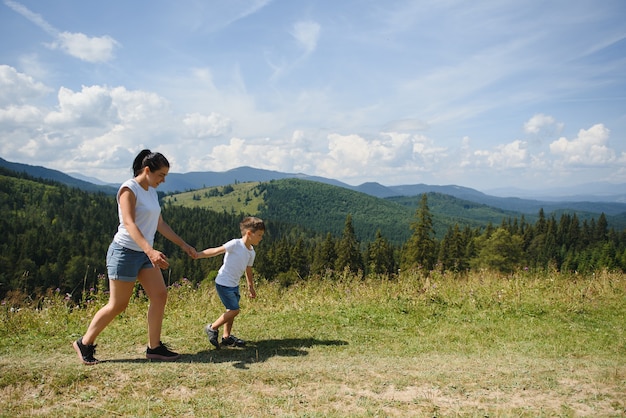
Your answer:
[240,216,265,234]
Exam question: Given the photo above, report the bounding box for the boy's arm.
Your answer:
[197,245,226,259]
[245,266,256,298]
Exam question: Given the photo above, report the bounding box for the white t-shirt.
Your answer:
[113,178,161,252]
[215,238,256,287]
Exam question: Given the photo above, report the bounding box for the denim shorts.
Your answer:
[215,283,240,310]
[106,241,154,282]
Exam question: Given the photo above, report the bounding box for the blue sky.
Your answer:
[1,0,625,193]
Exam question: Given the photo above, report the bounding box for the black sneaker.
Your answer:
[146,341,180,361]
[72,337,99,365]
[205,324,219,349]
[221,335,246,347]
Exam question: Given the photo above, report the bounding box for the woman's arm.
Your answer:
[157,214,197,258]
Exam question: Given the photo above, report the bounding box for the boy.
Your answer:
[198,217,265,349]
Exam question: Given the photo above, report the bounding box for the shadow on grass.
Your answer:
[100,338,347,368]
[185,338,348,369]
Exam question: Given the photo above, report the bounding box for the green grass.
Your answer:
[163,182,264,214]
[1,270,625,417]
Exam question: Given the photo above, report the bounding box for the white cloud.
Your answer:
[0,65,51,106]
[4,0,56,34]
[524,113,555,134]
[48,32,119,63]
[474,140,528,168]
[0,68,178,176]
[0,104,42,127]
[549,124,615,166]
[45,85,117,127]
[315,132,447,180]
[109,87,171,123]
[5,1,118,63]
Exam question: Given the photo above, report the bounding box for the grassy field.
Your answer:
[0,269,624,417]
[162,182,264,214]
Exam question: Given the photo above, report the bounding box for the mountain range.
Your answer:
[1,157,625,217]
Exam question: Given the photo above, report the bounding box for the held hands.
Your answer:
[149,244,197,270]
[182,243,198,259]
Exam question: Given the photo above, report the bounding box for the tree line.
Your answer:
[256,195,625,283]
[1,170,624,300]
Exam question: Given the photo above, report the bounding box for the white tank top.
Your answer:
[113,178,161,252]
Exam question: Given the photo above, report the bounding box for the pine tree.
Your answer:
[367,230,396,275]
[290,237,309,278]
[335,214,363,273]
[401,194,437,271]
[311,233,337,274]
[438,224,469,272]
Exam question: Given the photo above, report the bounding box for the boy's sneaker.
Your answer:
[72,337,99,365]
[146,341,180,361]
[205,324,219,349]
[221,335,246,347]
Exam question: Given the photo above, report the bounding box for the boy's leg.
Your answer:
[206,309,238,349]
[213,284,241,337]
[222,309,239,338]
[212,309,240,334]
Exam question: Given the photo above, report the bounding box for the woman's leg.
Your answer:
[82,279,135,345]
[137,267,167,349]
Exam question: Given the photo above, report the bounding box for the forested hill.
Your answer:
[2,157,625,216]
[2,168,625,299]
[162,178,626,242]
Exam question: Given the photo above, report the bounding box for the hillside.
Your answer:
[163,178,545,243]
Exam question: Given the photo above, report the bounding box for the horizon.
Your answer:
[1,1,625,191]
[4,156,622,200]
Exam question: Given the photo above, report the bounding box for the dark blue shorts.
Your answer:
[215,283,240,310]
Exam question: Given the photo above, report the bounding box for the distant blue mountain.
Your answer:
[1,157,625,216]
[0,157,117,195]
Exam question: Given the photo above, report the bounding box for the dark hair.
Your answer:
[240,216,265,234]
[132,149,170,176]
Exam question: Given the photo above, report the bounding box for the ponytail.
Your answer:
[132,149,170,176]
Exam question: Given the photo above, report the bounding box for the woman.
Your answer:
[72,150,196,364]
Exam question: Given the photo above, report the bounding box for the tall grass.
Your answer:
[1,270,624,417]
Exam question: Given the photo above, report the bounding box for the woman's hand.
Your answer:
[147,248,170,269]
